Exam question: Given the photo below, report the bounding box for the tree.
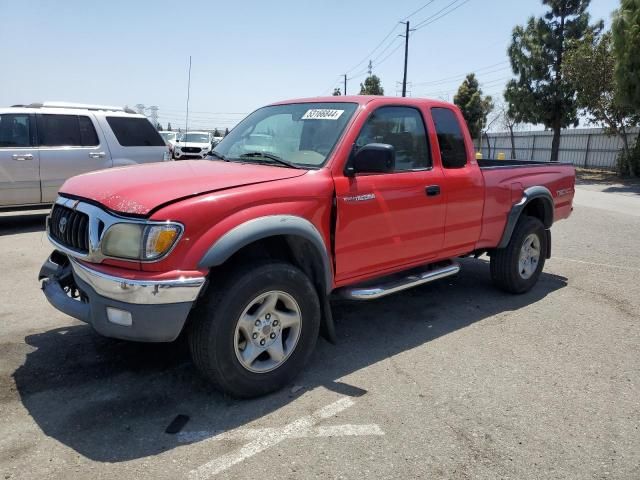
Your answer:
[565,32,639,175]
[332,87,342,96]
[505,0,603,161]
[359,75,384,95]
[613,0,640,112]
[213,128,220,137]
[453,73,494,141]
[224,127,229,136]
[167,122,172,131]
[156,122,163,131]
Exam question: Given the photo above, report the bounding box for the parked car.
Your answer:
[40,96,575,398]
[173,131,212,159]
[0,102,170,209]
[159,130,178,157]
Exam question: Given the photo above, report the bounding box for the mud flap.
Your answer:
[320,294,336,344]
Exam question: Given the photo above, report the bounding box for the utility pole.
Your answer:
[400,21,410,97]
[343,74,347,96]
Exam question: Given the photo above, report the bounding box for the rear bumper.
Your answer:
[39,252,206,342]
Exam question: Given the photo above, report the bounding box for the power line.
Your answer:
[343,23,401,75]
[339,0,439,81]
[414,0,473,31]
[401,0,438,21]
[412,63,510,86]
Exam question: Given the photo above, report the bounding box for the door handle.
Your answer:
[88,152,106,159]
[425,185,441,197]
[12,153,33,161]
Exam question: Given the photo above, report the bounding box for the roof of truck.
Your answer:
[269,95,455,108]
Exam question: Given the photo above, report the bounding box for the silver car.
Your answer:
[0,102,170,208]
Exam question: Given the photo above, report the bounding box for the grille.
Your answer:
[182,147,201,153]
[49,204,90,253]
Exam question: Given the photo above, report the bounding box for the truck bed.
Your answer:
[478,159,573,169]
[476,158,575,250]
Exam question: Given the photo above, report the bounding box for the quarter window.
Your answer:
[0,114,32,147]
[106,117,165,147]
[355,106,430,171]
[431,107,468,168]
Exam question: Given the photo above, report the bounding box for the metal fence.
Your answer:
[478,127,639,171]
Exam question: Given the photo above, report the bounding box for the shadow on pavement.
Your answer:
[0,212,48,236]
[12,259,567,462]
[601,185,640,196]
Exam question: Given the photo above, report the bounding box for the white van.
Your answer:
[0,102,170,208]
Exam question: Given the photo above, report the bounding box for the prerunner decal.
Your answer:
[302,109,344,120]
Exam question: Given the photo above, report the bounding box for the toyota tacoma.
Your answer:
[40,96,575,398]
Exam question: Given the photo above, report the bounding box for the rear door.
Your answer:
[37,113,112,202]
[0,112,41,206]
[334,105,446,282]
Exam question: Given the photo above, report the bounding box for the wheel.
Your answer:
[490,215,547,294]
[188,261,321,398]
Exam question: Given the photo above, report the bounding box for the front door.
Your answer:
[0,113,40,207]
[334,106,446,282]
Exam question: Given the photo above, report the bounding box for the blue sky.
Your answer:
[0,0,619,131]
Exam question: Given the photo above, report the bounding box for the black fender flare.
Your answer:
[497,186,554,249]
[197,215,336,342]
[198,215,333,293]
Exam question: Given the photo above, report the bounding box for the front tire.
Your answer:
[188,261,321,398]
[490,216,547,294]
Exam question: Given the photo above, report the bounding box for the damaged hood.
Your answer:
[59,160,307,216]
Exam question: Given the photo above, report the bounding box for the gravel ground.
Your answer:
[0,183,638,480]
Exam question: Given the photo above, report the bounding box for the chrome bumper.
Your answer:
[69,257,205,305]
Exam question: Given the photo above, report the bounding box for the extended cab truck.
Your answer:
[39,96,575,398]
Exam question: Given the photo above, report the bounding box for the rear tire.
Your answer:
[188,261,320,398]
[490,216,547,294]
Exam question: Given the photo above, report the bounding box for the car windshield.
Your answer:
[212,102,358,168]
[183,133,210,143]
[160,132,176,141]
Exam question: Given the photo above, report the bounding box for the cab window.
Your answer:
[355,106,430,171]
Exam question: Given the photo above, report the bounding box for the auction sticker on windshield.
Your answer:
[302,109,344,120]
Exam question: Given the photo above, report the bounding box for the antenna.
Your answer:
[185,56,192,138]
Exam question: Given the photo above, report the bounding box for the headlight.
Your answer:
[101,223,182,261]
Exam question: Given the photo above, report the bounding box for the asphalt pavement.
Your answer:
[0,181,638,479]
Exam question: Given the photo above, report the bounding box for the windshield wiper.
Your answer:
[208,150,227,161]
[239,152,300,169]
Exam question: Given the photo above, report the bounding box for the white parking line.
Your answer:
[187,397,383,479]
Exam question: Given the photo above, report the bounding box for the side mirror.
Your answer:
[346,143,395,176]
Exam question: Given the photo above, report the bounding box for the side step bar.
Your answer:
[337,260,460,301]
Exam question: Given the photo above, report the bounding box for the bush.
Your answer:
[617,137,640,177]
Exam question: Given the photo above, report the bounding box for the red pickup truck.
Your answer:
[40,96,575,397]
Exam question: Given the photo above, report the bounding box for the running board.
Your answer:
[337,260,460,301]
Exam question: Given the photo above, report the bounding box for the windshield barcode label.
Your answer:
[302,109,344,120]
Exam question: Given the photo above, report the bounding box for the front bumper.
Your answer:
[174,150,207,160]
[39,252,206,342]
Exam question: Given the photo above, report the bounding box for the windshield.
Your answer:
[159,132,176,142]
[182,133,210,143]
[212,102,358,168]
